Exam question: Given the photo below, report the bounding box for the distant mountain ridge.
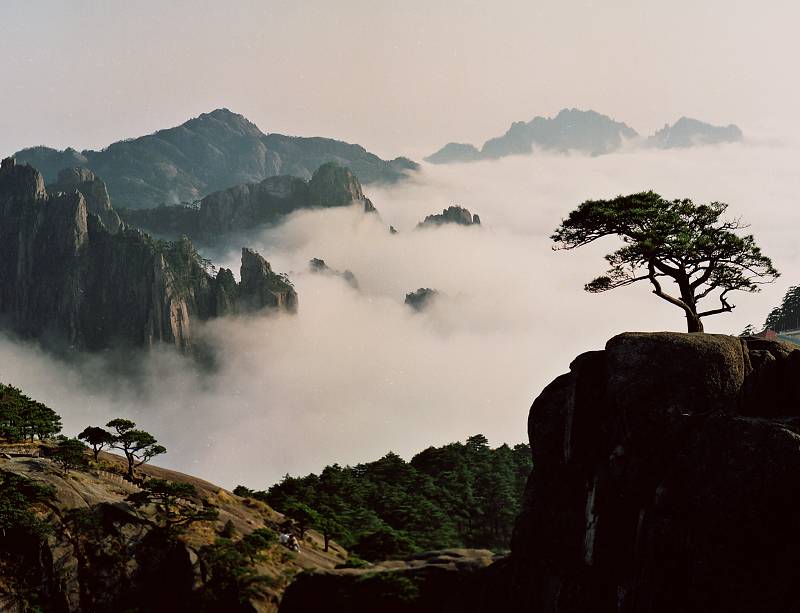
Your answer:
[647,116,743,148]
[120,162,378,243]
[426,109,743,163]
[11,108,418,209]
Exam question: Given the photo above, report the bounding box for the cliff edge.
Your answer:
[0,158,297,352]
[503,332,800,612]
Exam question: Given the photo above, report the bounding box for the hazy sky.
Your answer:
[2,0,799,158]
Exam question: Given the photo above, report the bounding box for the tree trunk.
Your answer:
[679,281,703,333]
[686,311,704,333]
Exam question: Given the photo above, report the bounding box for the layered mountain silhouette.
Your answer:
[0,157,296,353]
[647,116,743,148]
[120,162,378,243]
[426,109,743,163]
[12,109,418,209]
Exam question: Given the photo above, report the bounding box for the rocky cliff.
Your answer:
[0,158,296,352]
[404,288,438,311]
[12,109,417,209]
[49,167,122,233]
[501,332,800,613]
[0,449,346,612]
[309,258,359,289]
[417,205,480,228]
[121,162,377,243]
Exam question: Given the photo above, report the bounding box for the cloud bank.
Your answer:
[1,141,798,488]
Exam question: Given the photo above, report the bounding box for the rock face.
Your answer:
[648,117,743,148]
[49,167,122,233]
[121,162,376,243]
[306,161,366,207]
[12,109,417,209]
[239,248,299,313]
[279,549,496,613]
[404,288,438,311]
[0,158,296,352]
[309,258,359,289]
[0,451,347,612]
[500,332,800,613]
[417,205,480,228]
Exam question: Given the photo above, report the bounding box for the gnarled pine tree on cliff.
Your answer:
[552,191,779,332]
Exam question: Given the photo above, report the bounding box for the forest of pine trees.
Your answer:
[0,384,62,442]
[763,285,800,332]
[235,435,532,562]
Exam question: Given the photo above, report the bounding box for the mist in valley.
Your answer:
[1,139,798,488]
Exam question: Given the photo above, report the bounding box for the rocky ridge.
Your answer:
[12,109,417,209]
[309,258,359,289]
[647,116,744,148]
[0,157,296,352]
[404,288,438,311]
[120,162,377,243]
[49,167,122,233]
[426,109,742,163]
[417,205,480,228]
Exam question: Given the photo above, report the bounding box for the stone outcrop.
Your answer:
[49,167,122,233]
[279,549,496,613]
[499,332,800,613]
[0,158,296,352]
[417,205,480,228]
[648,117,743,148]
[12,109,417,209]
[309,258,359,289]
[239,248,298,313]
[0,451,346,612]
[404,288,438,311]
[121,162,377,243]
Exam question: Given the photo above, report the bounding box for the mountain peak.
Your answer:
[648,117,743,148]
[12,112,415,209]
[427,109,742,163]
[181,108,265,138]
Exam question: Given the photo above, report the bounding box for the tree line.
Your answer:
[235,434,532,562]
[763,285,800,332]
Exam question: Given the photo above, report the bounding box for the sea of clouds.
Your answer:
[1,141,798,488]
